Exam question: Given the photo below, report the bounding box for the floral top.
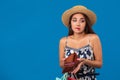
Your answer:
[64,37,97,80]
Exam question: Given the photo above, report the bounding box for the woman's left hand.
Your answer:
[77,58,86,63]
[71,58,86,74]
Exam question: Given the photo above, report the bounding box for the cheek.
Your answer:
[82,25,86,29]
[71,24,76,30]
[71,22,75,26]
[71,22,77,29]
[81,23,86,29]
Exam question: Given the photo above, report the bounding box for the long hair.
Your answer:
[68,12,95,36]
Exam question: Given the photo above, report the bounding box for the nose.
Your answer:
[76,21,81,26]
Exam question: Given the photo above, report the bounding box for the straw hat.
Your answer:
[62,5,97,27]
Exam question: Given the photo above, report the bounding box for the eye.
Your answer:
[72,19,77,22]
[80,19,85,23]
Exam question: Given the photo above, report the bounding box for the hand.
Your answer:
[60,58,66,68]
[77,58,85,63]
[71,62,84,74]
[62,58,66,61]
[71,58,86,74]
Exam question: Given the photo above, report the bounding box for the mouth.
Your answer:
[75,28,80,30]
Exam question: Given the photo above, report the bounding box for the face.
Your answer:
[71,13,86,34]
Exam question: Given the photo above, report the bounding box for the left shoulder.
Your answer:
[87,34,100,39]
[87,34,101,42]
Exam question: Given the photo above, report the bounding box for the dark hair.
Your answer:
[68,12,95,36]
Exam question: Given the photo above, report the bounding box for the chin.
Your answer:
[74,31,82,34]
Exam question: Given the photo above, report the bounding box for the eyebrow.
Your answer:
[72,17,85,20]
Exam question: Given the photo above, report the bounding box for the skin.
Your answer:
[59,13,102,74]
[71,13,86,34]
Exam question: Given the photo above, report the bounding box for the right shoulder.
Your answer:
[59,37,67,44]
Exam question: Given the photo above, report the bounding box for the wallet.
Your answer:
[62,52,79,73]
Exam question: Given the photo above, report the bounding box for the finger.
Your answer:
[62,58,65,61]
[78,58,85,63]
[73,69,78,74]
[71,68,76,74]
[77,58,80,60]
[73,64,82,74]
[72,69,77,74]
[77,58,83,62]
[75,67,80,73]
[72,67,79,74]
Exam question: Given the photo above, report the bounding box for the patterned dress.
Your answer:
[64,37,97,80]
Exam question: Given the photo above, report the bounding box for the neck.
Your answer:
[72,32,86,40]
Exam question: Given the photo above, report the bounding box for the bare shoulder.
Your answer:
[88,34,100,41]
[59,37,67,44]
[87,34,100,40]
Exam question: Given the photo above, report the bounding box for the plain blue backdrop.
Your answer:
[0,0,120,80]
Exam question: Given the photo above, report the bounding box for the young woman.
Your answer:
[59,5,102,80]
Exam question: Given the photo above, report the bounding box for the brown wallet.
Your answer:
[62,52,79,73]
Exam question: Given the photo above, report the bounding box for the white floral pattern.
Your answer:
[64,44,97,80]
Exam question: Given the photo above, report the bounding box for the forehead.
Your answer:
[72,13,85,19]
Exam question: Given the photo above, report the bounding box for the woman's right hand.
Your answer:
[60,58,66,68]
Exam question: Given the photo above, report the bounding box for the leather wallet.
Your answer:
[62,52,79,73]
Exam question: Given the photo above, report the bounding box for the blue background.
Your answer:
[0,0,120,80]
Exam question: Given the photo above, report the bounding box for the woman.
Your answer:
[59,5,102,80]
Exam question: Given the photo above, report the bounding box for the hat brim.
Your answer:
[62,6,97,27]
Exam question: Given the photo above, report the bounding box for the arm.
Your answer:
[59,37,66,68]
[72,34,103,73]
[84,34,103,68]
